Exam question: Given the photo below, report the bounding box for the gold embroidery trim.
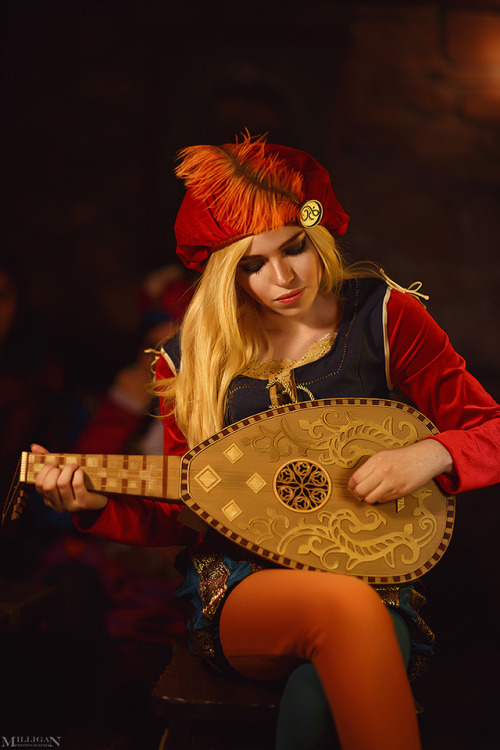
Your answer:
[190,547,268,623]
[191,551,231,621]
[240,332,337,380]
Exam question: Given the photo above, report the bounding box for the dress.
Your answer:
[73,278,500,678]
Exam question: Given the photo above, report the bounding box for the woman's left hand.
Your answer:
[347,439,454,505]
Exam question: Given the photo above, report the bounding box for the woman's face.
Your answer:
[235,226,324,322]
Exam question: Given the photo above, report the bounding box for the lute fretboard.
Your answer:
[18,451,181,501]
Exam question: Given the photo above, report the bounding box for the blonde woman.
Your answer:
[34,134,500,750]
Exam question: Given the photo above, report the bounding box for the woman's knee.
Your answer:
[292,574,396,665]
[219,569,394,666]
[304,574,391,629]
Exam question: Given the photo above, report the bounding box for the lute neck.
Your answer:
[20,452,181,501]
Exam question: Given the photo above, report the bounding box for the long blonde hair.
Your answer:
[157,225,376,447]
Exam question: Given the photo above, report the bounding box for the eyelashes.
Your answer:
[285,239,306,257]
[239,239,307,276]
[240,262,265,275]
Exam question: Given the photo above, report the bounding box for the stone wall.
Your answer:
[328,2,500,387]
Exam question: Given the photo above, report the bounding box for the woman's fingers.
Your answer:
[349,468,388,505]
[30,443,49,455]
[348,451,407,504]
[348,441,453,505]
[70,467,107,511]
[35,462,80,512]
[35,461,108,513]
[55,464,81,509]
[35,462,59,500]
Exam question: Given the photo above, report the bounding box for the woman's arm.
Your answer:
[349,289,500,503]
[387,289,500,494]
[35,351,197,547]
[347,438,453,504]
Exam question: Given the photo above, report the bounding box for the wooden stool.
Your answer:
[0,576,58,635]
[151,639,282,750]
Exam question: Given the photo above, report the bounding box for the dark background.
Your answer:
[1,1,499,748]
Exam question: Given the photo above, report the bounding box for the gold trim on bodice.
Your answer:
[240,332,337,408]
[240,332,337,380]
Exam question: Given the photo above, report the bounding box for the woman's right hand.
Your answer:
[32,444,109,514]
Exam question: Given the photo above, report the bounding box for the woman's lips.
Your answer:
[276,289,304,304]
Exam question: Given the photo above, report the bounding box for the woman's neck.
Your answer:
[259,293,343,362]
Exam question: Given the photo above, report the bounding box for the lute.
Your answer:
[4,398,455,585]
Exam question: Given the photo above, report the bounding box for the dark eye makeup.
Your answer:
[239,260,265,275]
[239,235,308,275]
[284,238,307,256]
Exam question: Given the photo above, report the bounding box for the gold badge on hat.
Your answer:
[299,199,324,228]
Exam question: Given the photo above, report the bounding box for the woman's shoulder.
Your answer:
[343,274,387,297]
[340,276,388,324]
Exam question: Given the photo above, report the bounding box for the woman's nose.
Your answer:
[273,260,294,285]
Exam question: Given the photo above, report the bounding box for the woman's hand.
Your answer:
[32,444,109,514]
[347,439,454,505]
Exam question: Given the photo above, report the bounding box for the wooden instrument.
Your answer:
[4,398,455,585]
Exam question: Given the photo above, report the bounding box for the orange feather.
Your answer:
[175,133,304,236]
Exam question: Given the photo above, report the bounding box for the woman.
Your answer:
[34,133,500,750]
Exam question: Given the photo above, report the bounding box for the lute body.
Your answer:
[5,398,455,585]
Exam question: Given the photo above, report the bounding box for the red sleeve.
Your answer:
[387,289,500,493]
[71,494,196,546]
[72,351,196,546]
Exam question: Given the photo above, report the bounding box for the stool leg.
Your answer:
[158,728,168,750]
[160,720,195,750]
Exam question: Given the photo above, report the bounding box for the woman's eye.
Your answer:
[240,261,264,275]
[285,240,306,256]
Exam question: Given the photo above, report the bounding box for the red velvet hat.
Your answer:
[174,133,349,272]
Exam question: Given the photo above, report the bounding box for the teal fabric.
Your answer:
[274,609,411,750]
[390,608,412,668]
[276,664,339,750]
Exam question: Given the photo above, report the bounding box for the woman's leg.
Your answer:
[274,610,412,750]
[276,663,339,750]
[219,569,420,750]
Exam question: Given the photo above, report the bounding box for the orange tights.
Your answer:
[219,569,421,750]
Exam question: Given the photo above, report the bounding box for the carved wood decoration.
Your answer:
[5,399,455,584]
[179,399,455,584]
